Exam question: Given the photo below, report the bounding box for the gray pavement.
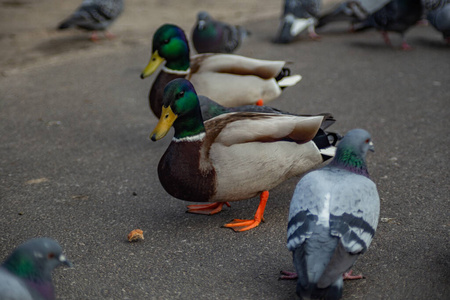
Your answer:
[1,15,449,300]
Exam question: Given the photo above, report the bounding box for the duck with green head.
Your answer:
[150,78,337,232]
[141,24,302,118]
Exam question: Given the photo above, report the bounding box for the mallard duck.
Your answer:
[140,24,302,118]
[150,78,337,232]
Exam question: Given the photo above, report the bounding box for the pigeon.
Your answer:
[274,0,321,43]
[0,238,72,300]
[353,0,423,50]
[424,0,450,44]
[285,129,380,299]
[316,0,392,31]
[57,0,124,41]
[191,11,251,53]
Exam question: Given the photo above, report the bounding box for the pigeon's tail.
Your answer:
[293,233,344,300]
[273,14,295,43]
[237,26,251,38]
[58,19,73,30]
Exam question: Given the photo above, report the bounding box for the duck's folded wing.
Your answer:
[207,113,323,146]
[191,54,286,79]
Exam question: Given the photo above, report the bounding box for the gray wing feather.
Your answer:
[327,169,380,254]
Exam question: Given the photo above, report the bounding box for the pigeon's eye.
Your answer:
[365,138,370,144]
[48,253,55,259]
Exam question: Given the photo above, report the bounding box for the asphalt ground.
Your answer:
[1,13,449,300]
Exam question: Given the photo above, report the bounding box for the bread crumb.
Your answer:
[127,229,144,242]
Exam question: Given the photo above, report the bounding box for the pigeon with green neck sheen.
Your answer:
[192,11,251,53]
[0,238,72,300]
[286,129,380,299]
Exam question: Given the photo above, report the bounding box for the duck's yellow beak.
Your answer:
[140,51,165,79]
[150,106,178,141]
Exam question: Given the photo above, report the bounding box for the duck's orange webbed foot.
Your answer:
[256,99,264,106]
[187,202,231,215]
[223,191,269,232]
[343,270,365,280]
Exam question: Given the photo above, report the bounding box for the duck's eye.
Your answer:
[48,253,55,259]
[365,138,370,143]
[163,39,170,44]
[177,91,185,98]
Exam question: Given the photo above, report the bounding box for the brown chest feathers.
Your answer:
[158,139,216,202]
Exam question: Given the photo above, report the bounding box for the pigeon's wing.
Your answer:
[0,268,33,300]
[287,170,331,252]
[328,172,380,254]
[220,23,242,53]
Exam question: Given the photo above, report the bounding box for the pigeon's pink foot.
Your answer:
[90,31,99,42]
[105,31,116,40]
[309,32,321,40]
[401,41,412,51]
[279,270,298,280]
[381,31,392,46]
[343,270,364,280]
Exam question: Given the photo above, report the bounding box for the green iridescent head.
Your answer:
[141,24,191,78]
[150,79,204,141]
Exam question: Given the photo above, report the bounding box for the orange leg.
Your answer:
[255,99,263,106]
[187,202,230,215]
[223,191,269,232]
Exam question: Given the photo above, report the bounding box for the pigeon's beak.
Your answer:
[140,50,165,79]
[150,106,177,141]
[58,254,73,267]
[198,20,205,30]
[369,141,375,152]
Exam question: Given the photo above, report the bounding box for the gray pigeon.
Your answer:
[0,238,72,300]
[286,129,380,299]
[353,0,423,50]
[424,0,450,44]
[274,0,321,43]
[191,11,251,53]
[57,0,124,41]
[317,0,392,31]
